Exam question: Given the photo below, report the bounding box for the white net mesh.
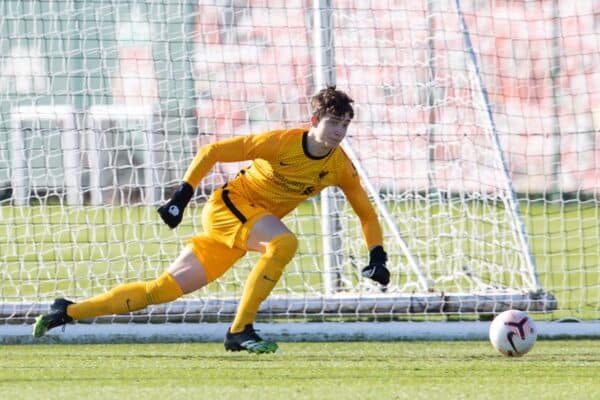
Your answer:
[2,0,599,324]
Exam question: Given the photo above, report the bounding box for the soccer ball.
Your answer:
[489,309,537,357]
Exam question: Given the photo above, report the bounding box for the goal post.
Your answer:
[316,0,431,295]
[314,0,553,311]
[4,0,600,342]
[453,0,541,293]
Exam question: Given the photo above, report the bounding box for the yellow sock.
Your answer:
[66,272,183,320]
[230,233,298,333]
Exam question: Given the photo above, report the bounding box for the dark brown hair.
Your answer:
[310,85,354,121]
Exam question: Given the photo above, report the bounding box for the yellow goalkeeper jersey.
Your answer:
[184,128,383,247]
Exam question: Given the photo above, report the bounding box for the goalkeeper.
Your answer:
[32,86,390,353]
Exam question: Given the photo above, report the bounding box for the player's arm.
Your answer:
[158,132,279,228]
[182,133,279,188]
[338,164,390,286]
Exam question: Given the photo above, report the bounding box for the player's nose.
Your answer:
[333,125,346,136]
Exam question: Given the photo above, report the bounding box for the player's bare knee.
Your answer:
[266,232,298,266]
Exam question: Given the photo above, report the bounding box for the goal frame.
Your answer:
[315,0,552,306]
[0,0,566,342]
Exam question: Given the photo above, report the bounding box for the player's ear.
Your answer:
[310,115,319,127]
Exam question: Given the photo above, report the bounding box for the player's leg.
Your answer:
[230,214,298,331]
[32,247,207,338]
[224,214,298,353]
[67,247,204,320]
[193,187,295,353]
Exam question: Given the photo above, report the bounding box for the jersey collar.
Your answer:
[302,131,332,160]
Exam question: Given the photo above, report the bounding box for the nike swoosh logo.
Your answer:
[263,275,277,282]
[279,161,291,166]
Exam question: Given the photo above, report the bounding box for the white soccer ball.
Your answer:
[489,309,537,357]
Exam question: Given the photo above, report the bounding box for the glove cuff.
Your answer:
[369,245,387,263]
[173,181,194,205]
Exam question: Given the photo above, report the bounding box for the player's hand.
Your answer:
[157,182,194,229]
[361,246,390,286]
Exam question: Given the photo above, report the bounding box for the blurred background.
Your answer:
[0,0,598,203]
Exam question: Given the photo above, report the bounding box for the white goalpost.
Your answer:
[2,0,600,343]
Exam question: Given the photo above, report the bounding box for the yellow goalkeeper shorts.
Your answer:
[187,186,269,281]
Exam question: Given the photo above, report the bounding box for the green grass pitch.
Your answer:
[2,341,599,400]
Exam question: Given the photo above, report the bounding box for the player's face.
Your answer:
[313,113,352,148]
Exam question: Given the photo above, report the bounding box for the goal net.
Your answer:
[2,0,599,337]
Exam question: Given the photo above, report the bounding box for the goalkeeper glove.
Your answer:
[361,245,390,286]
[157,182,194,229]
